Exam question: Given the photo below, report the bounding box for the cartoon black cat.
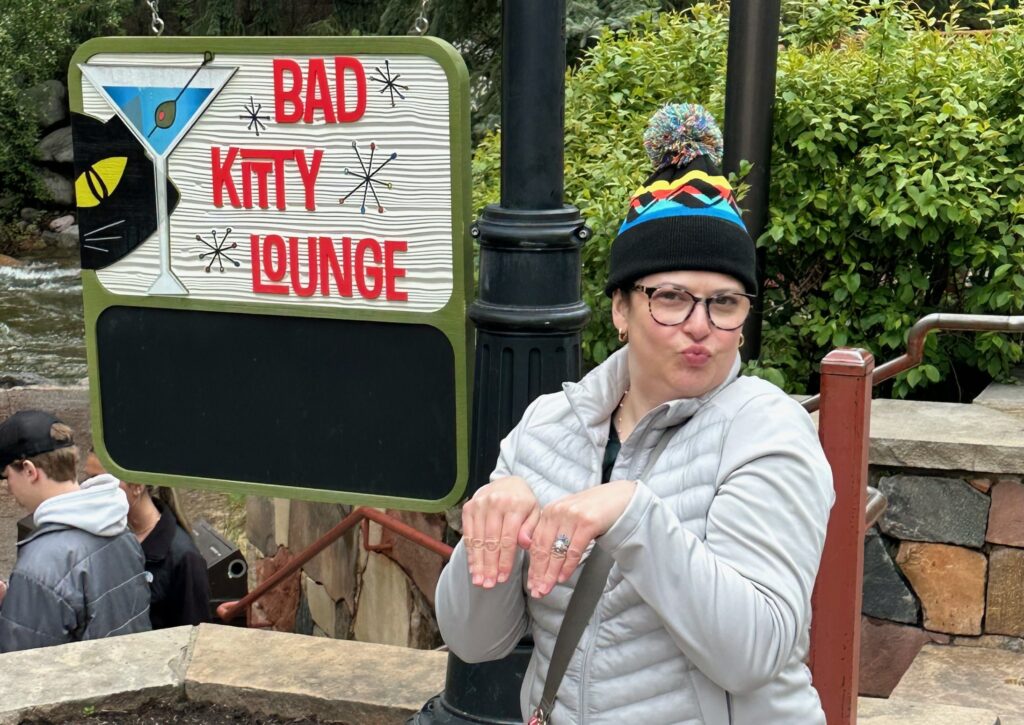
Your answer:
[70,112,180,270]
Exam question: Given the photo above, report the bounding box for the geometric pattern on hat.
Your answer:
[604,102,757,296]
[618,168,746,236]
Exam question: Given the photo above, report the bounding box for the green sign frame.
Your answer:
[69,36,473,511]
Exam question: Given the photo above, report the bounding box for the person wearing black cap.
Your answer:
[0,410,151,652]
[436,105,834,724]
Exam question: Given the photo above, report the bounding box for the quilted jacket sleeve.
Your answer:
[599,392,835,694]
[434,399,540,664]
[0,573,75,653]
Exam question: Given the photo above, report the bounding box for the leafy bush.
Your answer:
[473,1,1024,398]
[0,0,130,210]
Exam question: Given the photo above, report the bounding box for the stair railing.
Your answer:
[806,313,1024,725]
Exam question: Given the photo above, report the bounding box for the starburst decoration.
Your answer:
[238,96,270,136]
[339,141,397,214]
[371,60,409,108]
[195,227,241,273]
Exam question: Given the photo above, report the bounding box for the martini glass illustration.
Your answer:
[80,58,236,295]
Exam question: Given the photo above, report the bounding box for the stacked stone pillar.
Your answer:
[859,473,1024,696]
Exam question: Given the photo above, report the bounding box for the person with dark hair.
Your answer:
[0,411,151,652]
[84,451,211,629]
[435,105,834,724]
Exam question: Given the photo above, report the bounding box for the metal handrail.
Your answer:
[865,486,886,528]
[217,506,453,623]
[802,313,1024,413]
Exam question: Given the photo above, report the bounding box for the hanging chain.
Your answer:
[409,0,430,35]
[146,0,165,36]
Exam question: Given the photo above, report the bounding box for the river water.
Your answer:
[0,254,87,387]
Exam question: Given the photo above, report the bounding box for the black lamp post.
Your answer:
[467,1,591,490]
[722,0,782,361]
[409,0,589,722]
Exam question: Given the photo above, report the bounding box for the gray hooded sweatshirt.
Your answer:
[436,349,834,724]
[0,474,151,652]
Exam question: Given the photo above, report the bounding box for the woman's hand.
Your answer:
[524,480,637,598]
[462,476,540,589]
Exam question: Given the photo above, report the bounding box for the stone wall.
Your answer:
[858,374,1024,697]
[244,497,447,649]
[860,471,1024,696]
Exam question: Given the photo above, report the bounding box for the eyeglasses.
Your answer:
[631,285,756,330]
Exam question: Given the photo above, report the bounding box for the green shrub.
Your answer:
[473,1,1024,397]
[0,0,130,210]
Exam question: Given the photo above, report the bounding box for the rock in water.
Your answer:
[49,214,76,232]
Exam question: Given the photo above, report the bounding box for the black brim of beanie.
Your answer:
[604,214,757,297]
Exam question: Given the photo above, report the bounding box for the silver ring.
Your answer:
[551,534,570,559]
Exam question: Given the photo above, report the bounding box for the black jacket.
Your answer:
[144,499,211,629]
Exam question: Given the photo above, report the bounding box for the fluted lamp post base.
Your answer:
[408,645,534,724]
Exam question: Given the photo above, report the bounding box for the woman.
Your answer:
[435,104,834,724]
[84,450,211,629]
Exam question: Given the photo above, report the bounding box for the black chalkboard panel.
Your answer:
[96,306,457,500]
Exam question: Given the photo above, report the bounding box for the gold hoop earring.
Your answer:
[618,328,628,344]
[738,334,745,349]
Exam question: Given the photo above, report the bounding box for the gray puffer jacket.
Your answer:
[436,348,834,724]
[0,475,151,652]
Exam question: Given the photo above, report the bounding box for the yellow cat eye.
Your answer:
[75,157,128,208]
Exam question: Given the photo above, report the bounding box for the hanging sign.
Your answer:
[70,37,472,510]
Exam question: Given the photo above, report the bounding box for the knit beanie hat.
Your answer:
[604,103,757,296]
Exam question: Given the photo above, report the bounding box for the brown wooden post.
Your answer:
[809,348,874,725]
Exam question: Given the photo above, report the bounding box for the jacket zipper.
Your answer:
[726,691,733,724]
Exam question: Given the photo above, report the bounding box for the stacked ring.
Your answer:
[551,534,570,559]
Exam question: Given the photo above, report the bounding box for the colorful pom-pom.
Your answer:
[643,103,724,170]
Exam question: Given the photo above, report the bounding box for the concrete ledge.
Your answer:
[0,624,446,724]
[185,624,446,723]
[891,643,1024,722]
[975,376,1024,418]
[858,697,1001,724]
[0,627,193,724]
[0,627,1016,725]
[869,399,1024,473]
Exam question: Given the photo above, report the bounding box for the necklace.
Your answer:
[616,388,630,432]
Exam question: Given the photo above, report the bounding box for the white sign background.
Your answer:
[80,52,455,313]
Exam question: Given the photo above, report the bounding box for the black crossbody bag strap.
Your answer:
[529,425,682,725]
